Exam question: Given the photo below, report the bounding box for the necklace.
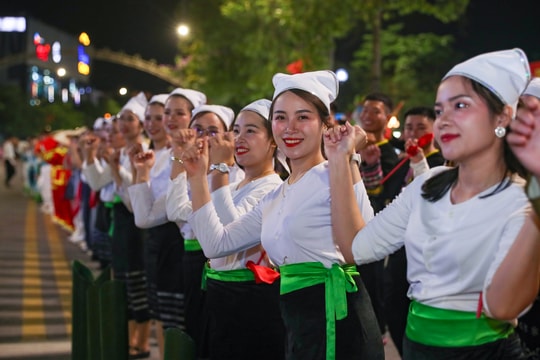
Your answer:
[248,169,275,183]
[282,168,309,198]
[236,169,275,190]
[287,169,309,185]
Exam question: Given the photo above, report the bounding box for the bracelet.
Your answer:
[170,155,184,165]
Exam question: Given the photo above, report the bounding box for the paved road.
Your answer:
[0,161,401,359]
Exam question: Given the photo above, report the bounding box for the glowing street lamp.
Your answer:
[119,87,128,96]
[336,68,349,82]
[176,24,190,37]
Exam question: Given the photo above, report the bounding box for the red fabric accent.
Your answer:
[89,190,98,208]
[384,132,436,184]
[245,261,280,284]
[406,133,434,157]
[72,180,83,215]
[476,291,483,319]
[51,166,74,230]
[417,133,434,148]
[286,59,304,74]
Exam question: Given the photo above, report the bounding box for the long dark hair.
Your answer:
[421,78,527,202]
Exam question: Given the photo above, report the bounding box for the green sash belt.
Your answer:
[184,238,202,252]
[280,262,359,360]
[201,262,255,290]
[104,196,122,237]
[406,300,513,347]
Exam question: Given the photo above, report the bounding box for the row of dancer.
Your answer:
[179,48,540,360]
[77,46,540,360]
[80,87,291,359]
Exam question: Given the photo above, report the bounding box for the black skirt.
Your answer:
[182,249,209,358]
[111,202,149,323]
[149,222,185,329]
[403,332,527,360]
[279,273,384,360]
[206,276,285,360]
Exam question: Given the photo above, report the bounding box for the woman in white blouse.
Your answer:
[327,49,535,359]
[83,92,152,358]
[179,99,285,360]
[182,71,384,360]
[166,104,245,358]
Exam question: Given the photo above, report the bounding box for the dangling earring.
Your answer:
[494,126,506,138]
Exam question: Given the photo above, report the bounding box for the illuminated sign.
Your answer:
[52,42,62,63]
[77,33,91,76]
[78,32,91,46]
[77,44,90,75]
[36,43,51,61]
[33,32,51,62]
[0,17,26,32]
[33,32,43,45]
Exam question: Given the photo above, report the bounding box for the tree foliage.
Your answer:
[349,23,460,110]
[0,85,120,138]
[179,0,363,109]
[174,0,468,113]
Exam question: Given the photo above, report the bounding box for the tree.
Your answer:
[178,0,364,109]
[0,86,43,138]
[355,0,469,92]
[348,23,459,112]
[174,0,469,114]
[0,85,120,138]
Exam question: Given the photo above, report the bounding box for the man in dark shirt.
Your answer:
[356,93,402,341]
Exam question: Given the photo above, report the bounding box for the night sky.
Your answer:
[2,0,540,94]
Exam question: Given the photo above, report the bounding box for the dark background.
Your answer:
[3,0,540,94]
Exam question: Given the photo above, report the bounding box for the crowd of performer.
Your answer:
[3,47,540,360]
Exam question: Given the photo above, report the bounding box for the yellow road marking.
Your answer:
[43,212,72,334]
[22,200,45,340]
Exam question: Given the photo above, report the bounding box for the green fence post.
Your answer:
[163,327,196,360]
[99,280,128,360]
[71,260,95,360]
[86,266,111,360]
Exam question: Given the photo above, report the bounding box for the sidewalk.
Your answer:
[0,161,401,359]
[0,162,97,359]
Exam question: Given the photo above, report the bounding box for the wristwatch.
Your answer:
[209,163,230,173]
[350,153,362,167]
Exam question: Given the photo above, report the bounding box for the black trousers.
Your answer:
[4,159,15,186]
[384,247,410,355]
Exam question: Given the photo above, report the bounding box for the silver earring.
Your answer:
[494,126,506,138]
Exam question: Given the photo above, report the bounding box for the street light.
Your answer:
[176,24,190,37]
[336,68,349,82]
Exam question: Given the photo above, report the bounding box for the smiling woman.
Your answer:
[183,70,384,360]
[327,48,534,360]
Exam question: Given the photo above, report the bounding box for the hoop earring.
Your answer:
[494,126,506,138]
